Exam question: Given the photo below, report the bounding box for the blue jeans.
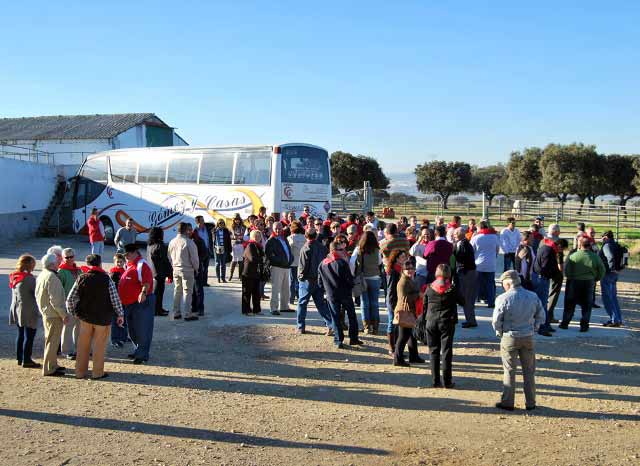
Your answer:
[215,253,227,280]
[360,277,381,323]
[289,266,299,303]
[535,276,552,330]
[111,312,129,344]
[386,278,395,334]
[125,294,155,361]
[327,297,359,345]
[16,325,36,363]
[296,279,332,330]
[476,271,496,307]
[601,272,622,324]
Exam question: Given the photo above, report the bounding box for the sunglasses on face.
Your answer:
[64,256,74,259]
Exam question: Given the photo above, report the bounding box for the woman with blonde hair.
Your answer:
[425,263,464,388]
[9,254,41,368]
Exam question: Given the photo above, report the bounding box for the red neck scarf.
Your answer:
[543,238,559,253]
[109,266,125,274]
[430,278,452,294]
[87,266,107,274]
[479,228,496,235]
[247,239,263,248]
[59,261,80,273]
[447,222,460,229]
[9,271,31,288]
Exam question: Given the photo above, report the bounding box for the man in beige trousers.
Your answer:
[35,253,70,376]
[168,222,200,321]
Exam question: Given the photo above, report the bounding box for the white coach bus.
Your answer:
[71,143,332,242]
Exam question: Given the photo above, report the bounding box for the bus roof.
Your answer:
[84,143,327,161]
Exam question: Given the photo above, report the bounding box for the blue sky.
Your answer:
[1,1,639,173]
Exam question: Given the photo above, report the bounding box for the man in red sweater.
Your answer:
[424,226,454,283]
[118,243,155,364]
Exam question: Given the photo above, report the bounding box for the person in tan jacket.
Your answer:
[393,261,425,367]
[35,253,70,376]
[167,222,200,321]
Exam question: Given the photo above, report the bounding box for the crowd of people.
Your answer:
[8,206,627,410]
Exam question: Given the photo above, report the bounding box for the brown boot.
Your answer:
[387,331,396,356]
[363,320,370,334]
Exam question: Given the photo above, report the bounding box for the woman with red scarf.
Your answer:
[242,230,266,315]
[425,263,464,388]
[9,254,41,368]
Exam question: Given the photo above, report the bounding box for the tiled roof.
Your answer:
[0,113,168,140]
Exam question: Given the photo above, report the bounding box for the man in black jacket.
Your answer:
[265,222,293,315]
[318,241,362,348]
[295,229,333,334]
[454,227,478,328]
[533,237,568,336]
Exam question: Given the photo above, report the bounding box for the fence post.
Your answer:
[616,207,621,240]
[498,198,502,220]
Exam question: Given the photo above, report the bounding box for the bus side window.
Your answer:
[80,156,108,182]
[167,158,199,184]
[139,158,168,184]
[234,151,271,185]
[110,157,138,183]
[200,152,234,184]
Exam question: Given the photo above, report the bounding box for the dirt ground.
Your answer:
[0,236,639,466]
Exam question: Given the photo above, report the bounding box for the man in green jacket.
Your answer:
[560,236,605,332]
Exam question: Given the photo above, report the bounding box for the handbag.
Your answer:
[393,296,417,328]
[351,253,367,298]
[259,261,271,282]
[413,312,428,344]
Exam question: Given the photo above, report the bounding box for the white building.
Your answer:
[0,113,188,166]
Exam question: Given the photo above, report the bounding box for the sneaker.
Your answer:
[495,402,514,411]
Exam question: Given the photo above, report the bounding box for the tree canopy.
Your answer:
[470,164,507,205]
[415,161,471,209]
[330,151,390,192]
[503,147,542,199]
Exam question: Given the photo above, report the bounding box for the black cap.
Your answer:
[124,243,138,253]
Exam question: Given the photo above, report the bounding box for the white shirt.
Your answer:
[410,241,428,277]
[500,227,521,254]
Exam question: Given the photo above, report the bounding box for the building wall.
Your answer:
[0,158,59,241]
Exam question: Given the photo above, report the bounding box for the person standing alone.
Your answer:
[599,230,624,327]
[86,208,105,256]
[500,217,521,271]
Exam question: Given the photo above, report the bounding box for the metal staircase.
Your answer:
[36,180,70,237]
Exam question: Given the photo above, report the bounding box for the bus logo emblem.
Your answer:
[283,184,293,199]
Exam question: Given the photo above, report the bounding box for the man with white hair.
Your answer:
[492,270,545,411]
[35,253,70,376]
[265,222,293,315]
[46,245,63,269]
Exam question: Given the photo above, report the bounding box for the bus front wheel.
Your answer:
[101,216,115,245]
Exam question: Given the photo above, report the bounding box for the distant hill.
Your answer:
[387,172,419,196]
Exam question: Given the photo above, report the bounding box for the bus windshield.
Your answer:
[281,146,329,185]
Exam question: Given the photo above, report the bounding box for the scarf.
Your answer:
[86,265,107,274]
[430,278,452,294]
[59,261,81,273]
[478,228,496,235]
[447,222,460,230]
[109,266,125,275]
[9,271,31,288]
[543,238,559,254]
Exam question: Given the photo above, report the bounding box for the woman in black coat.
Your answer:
[147,227,172,317]
[425,263,464,389]
[242,230,265,315]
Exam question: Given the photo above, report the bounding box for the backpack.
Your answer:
[613,243,628,271]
